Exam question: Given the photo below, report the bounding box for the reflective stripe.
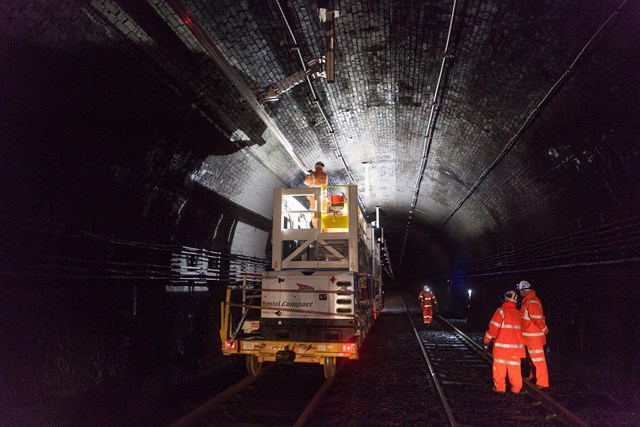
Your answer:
[526,300,541,307]
[523,331,545,337]
[485,333,495,340]
[500,324,521,329]
[531,356,546,362]
[529,314,544,319]
[529,349,544,354]
[495,343,525,349]
[490,320,501,327]
[521,308,530,321]
[494,358,522,366]
[497,308,507,329]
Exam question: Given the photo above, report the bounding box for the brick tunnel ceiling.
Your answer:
[9,0,639,271]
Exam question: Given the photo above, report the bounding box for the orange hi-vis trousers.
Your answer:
[422,305,433,323]
[492,357,523,393]
[526,345,549,387]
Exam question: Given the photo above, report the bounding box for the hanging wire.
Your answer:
[398,0,459,270]
[438,0,631,233]
[447,215,640,279]
[1,215,267,285]
[273,0,367,213]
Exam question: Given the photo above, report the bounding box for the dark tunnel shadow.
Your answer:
[0,41,250,237]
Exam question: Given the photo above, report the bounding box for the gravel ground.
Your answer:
[307,292,446,426]
[446,319,640,427]
[307,292,640,427]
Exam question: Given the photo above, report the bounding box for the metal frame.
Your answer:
[272,185,359,271]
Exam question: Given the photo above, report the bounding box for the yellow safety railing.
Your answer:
[219,286,231,341]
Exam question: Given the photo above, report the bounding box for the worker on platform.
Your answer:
[483,290,526,395]
[304,161,327,228]
[418,285,438,324]
[517,280,550,389]
[304,161,327,208]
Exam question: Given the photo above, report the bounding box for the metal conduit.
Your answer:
[453,216,640,278]
[164,0,309,174]
[399,0,458,269]
[274,0,367,212]
[1,216,268,282]
[437,0,630,233]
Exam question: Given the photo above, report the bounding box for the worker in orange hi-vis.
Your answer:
[517,280,550,389]
[418,285,438,324]
[483,290,527,395]
[304,161,327,227]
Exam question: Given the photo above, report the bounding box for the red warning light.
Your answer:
[342,343,356,353]
[183,15,192,25]
[224,340,237,351]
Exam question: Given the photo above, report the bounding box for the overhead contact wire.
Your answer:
[399,0,459,269]
[163,0,308,173]
[274,0,366,212]
[438,0,630,232]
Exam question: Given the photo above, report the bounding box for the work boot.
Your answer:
[512,390,528,396]
[492,387,506,394]
[535,384,549,390]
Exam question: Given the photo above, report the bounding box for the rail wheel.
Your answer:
[246,354,262,376]
[323,356,336,378]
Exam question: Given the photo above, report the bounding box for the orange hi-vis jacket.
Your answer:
[304,169,327,212]
[520,290,549,347]
[418,290,437,323]
[304,169,327,187]
[418,290,437,308]
[484,301,526,364]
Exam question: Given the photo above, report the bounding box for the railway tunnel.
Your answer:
[1,0,639,424]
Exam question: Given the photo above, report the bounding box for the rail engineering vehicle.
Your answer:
[220,184,385,378]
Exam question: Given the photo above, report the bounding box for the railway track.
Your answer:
[170,362,334,426]
[403,295,589,426]
[168,292,633,426]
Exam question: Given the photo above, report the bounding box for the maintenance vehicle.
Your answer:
[220,184,384,377]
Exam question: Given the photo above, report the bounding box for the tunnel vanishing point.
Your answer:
[1,0,639,423]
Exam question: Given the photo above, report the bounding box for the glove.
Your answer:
[483,345,489,353]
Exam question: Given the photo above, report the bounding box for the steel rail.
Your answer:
[169,366,272,427]
[170,361,334,427]
[437,315,589,427]
[293,365,340,427]
[401,295,459,427]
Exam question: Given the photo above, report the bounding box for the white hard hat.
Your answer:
[504,290,518,302]
[516,280,532,290]
[423,285,429,292]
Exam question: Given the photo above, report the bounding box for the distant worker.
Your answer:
[304,161,327,209]
[418,285,438,324]
[304,162,327,228]
[517,280,550,389]
[483,290,526,395]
